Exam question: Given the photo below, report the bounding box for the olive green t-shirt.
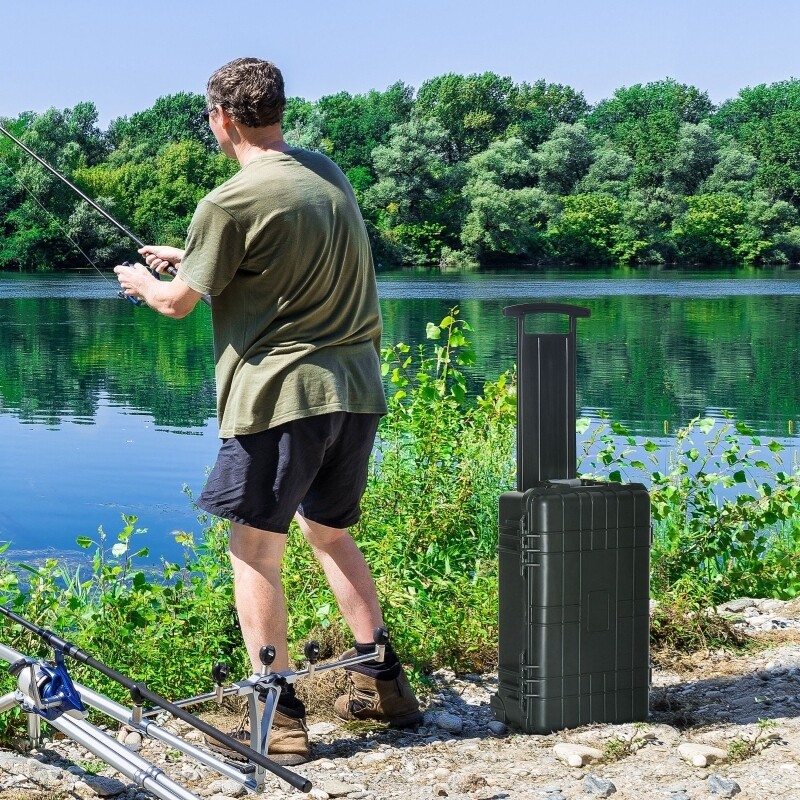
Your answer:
[179,148,388,438]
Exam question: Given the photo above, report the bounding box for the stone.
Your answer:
[362,751,390,765]
[321,779,360,797]
[308,722,338,736]
[84,775,130,797]
[488,720,508,736]
[426,711,463,734]
[677,742,728,767]
[707,774,742,797]
[553,743,604,767]
[583,773,617,797]
[123,730,143,751]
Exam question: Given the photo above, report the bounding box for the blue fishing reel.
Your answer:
[9,649,86,721]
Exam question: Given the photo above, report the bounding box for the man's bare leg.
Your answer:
[228,522,290,673]
[294,514,384,644]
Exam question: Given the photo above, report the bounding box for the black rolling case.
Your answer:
[490,303,651,734]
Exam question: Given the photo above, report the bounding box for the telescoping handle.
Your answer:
[503,303,590,491]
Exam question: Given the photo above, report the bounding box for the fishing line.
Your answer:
[0,122,211,306]
[0,154,119,290]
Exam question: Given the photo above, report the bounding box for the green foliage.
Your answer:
[316,83,414,175]
[546,193,623,264]
[0,516,244,713]
[7,76,800,270]
[343,308,515,670]
[579,413,800,602]
[364,118,466,264]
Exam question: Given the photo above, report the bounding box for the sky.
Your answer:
[1,0,799,129]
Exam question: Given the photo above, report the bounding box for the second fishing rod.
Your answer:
[0,121,211,308]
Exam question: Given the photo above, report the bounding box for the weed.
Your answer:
[727,719,779,762]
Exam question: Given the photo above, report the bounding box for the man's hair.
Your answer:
[206,58,286,128]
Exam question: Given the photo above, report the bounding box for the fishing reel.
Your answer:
[117,260,162,307]
[8,649,86,721]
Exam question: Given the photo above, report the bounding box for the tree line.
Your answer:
[3,75,800,271]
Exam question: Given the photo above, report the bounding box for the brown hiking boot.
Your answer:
[334,649,423,727]
[204,707,310,766]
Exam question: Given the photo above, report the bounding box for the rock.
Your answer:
[123,730,143,751]
[75,775,128,797]
[218,779,247,797]
[677,742,728,767]
[426,711,463,734]
[717,598,757,613]
[433,767,451,779]
[553,742,604,767]
[707,774,741,797]
[362,751,390,765]
[487,720,508,736]
[321,779,361,797]
[308,722,338,736]
[583,773,617,797]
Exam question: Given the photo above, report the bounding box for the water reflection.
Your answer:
[0,270,798,563]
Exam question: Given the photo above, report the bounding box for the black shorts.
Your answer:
[197,412,381,533]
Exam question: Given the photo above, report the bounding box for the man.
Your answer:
[115,57,421,766]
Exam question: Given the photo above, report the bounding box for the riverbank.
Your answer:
[1,598,799,800]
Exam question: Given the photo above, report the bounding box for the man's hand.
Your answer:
[114,262,152,301]
[138,245,186,275]
[113,258,203,318]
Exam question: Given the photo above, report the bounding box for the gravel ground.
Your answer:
[2,598,800,800]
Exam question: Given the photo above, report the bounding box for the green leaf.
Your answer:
[768,441,784,453]
[76,536,93,549]
[643,440,659,452]
[698,417,716,434]
[609,470,622,482]
[733,470,747,484]
[425,323,441,340]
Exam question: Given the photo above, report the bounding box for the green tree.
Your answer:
[459,137,550,261]
[316,83,414,176]
[671,193,748,265]
[546,193,623,264]
[700,139,758,197]
[0,106,108,270]
[663,122,719,195]
[587,80,714,190]
[712,82,800,204]
[575,139,634,197]
[107,93,216,159]
[506,80,590,149]
[283,97,325,151]
[414,72,514,163]
[364,118,465,265]
[533,122,594,195]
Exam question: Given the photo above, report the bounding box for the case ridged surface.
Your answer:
[490,480,651,733]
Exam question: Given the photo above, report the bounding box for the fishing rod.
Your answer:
[0,121,210,307]
[0,604,311,792]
